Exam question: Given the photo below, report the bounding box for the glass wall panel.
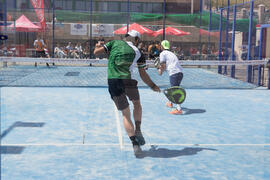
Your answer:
[1,0,268,61]
[129,1,163,60]
[90,0,128,59]
[164,0,203,60]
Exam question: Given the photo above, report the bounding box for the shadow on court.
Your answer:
[1,146,25,154]
[1,121,45,154]
[1,121,45,140]
[137,145,217,159]
[182,107,206,115]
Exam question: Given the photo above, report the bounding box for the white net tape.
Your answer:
[0,57,268,66]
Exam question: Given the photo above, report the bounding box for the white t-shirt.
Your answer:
[33,39,45,50]
[159,50,183,76]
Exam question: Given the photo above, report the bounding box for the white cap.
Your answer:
[127,30,141,39]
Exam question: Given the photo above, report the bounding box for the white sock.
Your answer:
[176,104,182,111]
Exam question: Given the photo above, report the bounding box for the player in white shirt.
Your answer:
[157,40,184,115]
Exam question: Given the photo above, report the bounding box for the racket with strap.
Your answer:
[163,86,186,104]
[154,57,160,68]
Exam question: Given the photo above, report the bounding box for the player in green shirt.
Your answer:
[94,30,160,157]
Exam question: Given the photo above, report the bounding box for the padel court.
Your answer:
[1,65,270,179]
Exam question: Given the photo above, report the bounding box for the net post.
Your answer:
[257,25,264,86]
[162,0,166,40]
[230,5,237,78]
[3,0,7,54]
[208,0,212,52]
[258,27,263,60]
[246,0,254,83]
[218,8,224,74]
[127,0,130,33]
[268,59,270,89]
[224,0,230,75]
[199,0,203,55]
[52,0,55,58]
[89,0,93,59]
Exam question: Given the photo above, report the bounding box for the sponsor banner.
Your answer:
[91,24,114,37]
[71,23,87,35]
[30,0,46,29]
[55,22,65,28]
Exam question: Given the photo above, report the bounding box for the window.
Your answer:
[7,1,16,9]
[63,0,73,10]
[86,1,97,11]
[44,0,52,9]
[166,3,191,14]
[120,2,128,12]
[97,2,108,12]
[76,1,86,11]
[143,3,153,13]
[108,2,119,12]
[131,2,143,13]
[18,0,28,10]
[152,3,162,13]
[55,0,63,10]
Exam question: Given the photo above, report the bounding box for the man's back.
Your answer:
[160,50,183,76]
[104,40,141,79]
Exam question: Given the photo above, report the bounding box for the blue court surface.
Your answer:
[0,65,270,180]
[1,87,270,180]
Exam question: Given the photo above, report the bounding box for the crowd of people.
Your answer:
[50,39,219,61]
[128,41,220,61]
[1,36,257,62]
[36,37,219,61]
[54,42,90,59]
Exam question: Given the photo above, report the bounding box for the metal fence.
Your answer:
[0,0,269,65]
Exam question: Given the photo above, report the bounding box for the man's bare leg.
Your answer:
[132,100,145,145]
[121,106,142,157]
[121,106,135,137]
[132,100,142,131]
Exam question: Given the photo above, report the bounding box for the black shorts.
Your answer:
[36,50,46,58]
[108,79,139,110]
[169,72,183,87]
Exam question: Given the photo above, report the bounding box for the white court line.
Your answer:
[146,144,270,146]
[114,105,124,149]
[1,143,119,146]
[1,143,270,147]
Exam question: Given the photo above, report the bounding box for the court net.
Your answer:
[0,57,269,89]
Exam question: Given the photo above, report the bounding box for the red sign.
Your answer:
[30,0,46,29]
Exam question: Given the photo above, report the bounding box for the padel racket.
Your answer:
[163,86,186,104]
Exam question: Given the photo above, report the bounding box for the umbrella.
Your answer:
[114,23,154,36]
[200,29,219,38]
[7,14,42,32]
[154,27,190,37]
